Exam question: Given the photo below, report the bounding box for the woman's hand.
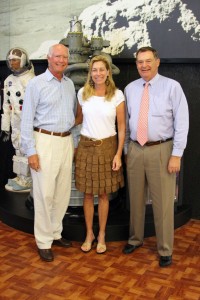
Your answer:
[112,154,122,171]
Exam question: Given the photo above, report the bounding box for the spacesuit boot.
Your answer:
[7,176,20,187]
[11,175,32,191]
[5,177,20,191]
[5,174,32,192]
[5,154,32,192]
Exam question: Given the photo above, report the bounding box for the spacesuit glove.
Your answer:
[0,131,10,142]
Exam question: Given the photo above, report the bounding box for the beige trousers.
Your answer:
[31,131,74,249]
[127,140,176,256]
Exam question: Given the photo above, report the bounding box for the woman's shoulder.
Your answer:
[78,86,84,94]
[77,87,84,98]
[115,89,124,97]
[113,89,125,102]
[109,89,124,107]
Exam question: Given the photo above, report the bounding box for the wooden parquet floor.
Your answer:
[0,219,200,300]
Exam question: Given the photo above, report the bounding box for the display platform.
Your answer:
[0,188,191,242]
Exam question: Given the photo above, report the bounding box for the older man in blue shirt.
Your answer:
[123,46,189,267]
[21,44,81,262]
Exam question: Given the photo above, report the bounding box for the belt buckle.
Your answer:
[84,137,103,147]
[94,139,103,147]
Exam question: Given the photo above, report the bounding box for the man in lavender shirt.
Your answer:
[123,46,189,267]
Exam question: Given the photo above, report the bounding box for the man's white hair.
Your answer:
[48,44,70,57]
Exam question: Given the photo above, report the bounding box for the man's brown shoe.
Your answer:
[53,238,72,248]
[38,248,54,262]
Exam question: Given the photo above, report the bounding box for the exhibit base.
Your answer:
[0,189,191,242]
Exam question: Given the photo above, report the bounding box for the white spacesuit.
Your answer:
[1,47,35,192]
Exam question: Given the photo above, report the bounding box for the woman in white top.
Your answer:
[75,55,125,254]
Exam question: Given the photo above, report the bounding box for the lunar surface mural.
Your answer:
[0,0,199,60]
[79,0,200,58]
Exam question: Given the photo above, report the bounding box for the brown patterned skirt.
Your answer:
[75,135,124,195]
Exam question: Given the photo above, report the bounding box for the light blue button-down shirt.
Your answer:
[21,68,79,156]
[124,73,189,156]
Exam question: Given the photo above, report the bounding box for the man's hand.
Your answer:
[28,154,40,172]
[0,131,10,142]
[168,156,181,174]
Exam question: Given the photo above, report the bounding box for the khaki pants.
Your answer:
[127,140,176,256]
[31,131,74,249]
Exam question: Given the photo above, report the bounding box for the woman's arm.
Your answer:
[112,101,126,171]
[74,102,83,126]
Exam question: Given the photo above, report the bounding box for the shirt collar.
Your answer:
[142,73,160,86]
[45,68,68,82]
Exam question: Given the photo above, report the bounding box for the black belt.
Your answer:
[34,127,71,137]
[133,138,172,146]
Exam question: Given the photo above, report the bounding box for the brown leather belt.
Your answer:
[34,127,71,137]
[133,138,172,146]
[80,134,116,147]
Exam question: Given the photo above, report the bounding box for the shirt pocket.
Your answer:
[151,96,166,117]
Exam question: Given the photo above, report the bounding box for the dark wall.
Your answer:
[0,59,200,218]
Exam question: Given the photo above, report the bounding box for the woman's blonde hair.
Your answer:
[82,55,117,101]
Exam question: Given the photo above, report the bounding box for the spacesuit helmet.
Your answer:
[6,47,31,74]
